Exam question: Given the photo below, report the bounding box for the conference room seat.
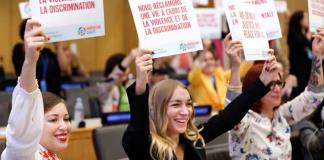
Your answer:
[0,92,12,126]
[206,143,231,160]
[92,124,128,160]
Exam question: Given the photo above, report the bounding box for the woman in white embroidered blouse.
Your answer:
[224,28,324,160]
[1,20,71,160]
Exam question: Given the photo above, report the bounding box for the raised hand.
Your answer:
[224,33,243,68]
[21,19,49,92]
[24,20,48,63]
[259,54,281,86]
[308,27,324,92]
[135,48,153,95]
[312,27,324,57]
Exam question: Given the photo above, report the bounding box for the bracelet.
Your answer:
[118,63,126,72]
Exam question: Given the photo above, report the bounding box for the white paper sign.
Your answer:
[30,0,105,42]
[129,0,203,58]
[19,2,31,19]
[308,0,324,32]
[223,0,241,40]
[245,0,282,40]
[274,0,287,13]
[214,0,223,8]
[192,0,209,5]
[195,9,222,39]
[224,1,270,61]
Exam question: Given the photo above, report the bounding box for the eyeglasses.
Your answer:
[269,80,285,90]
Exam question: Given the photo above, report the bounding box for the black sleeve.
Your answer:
[122,82,151,159]
[199,78,270,143]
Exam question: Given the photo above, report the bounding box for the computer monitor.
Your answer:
[101,105,211,126]
[101,111,131,126]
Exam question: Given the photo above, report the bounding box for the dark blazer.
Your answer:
[122,79,269,160]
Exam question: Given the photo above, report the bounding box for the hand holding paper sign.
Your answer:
[224,1,270,61]
[22,19,49,92]
[24,20,49,62]
[224,33,243,68]
[224,33,243,88]
[312,28,324,56]
[30,0,105,42]
[259,54,281,86]
[135,49,153,95]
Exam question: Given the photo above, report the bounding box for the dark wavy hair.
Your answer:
[287,10,307,44]
[104,53,125,77]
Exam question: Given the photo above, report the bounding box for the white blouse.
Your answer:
[0,81,58,160]
[227,88,324,160]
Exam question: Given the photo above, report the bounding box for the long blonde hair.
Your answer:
[148,79,205,160]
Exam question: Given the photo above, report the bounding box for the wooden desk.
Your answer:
[57,128,96,160]
[0,128,97,160]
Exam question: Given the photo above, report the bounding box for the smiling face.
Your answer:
[40,102,71,152]
[166,87,193,136]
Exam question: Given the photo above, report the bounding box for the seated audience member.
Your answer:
[1,20,71,160]
[54,43,87,79]
[149,67,170,88]
[188,49,228,111]
[122,39,280,159]
[226,28,324,159]
[96,49,137,113]
[12,19,62,95]
[153,56,176,76]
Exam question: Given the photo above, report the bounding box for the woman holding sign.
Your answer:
[122,36,280,159]
[227,28,324,160]
[1,20,71,160]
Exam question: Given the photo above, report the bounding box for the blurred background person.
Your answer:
[188,49,228,111]
[12,19,62,96]
[287,10,312,98]
[54,43,87,80]
[96,49,137,113]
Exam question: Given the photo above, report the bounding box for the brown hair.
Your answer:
[149,79,204,160]
[42,92,64,113]
[242,63,264,113]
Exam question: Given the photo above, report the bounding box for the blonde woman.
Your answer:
[122,46,281,160]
